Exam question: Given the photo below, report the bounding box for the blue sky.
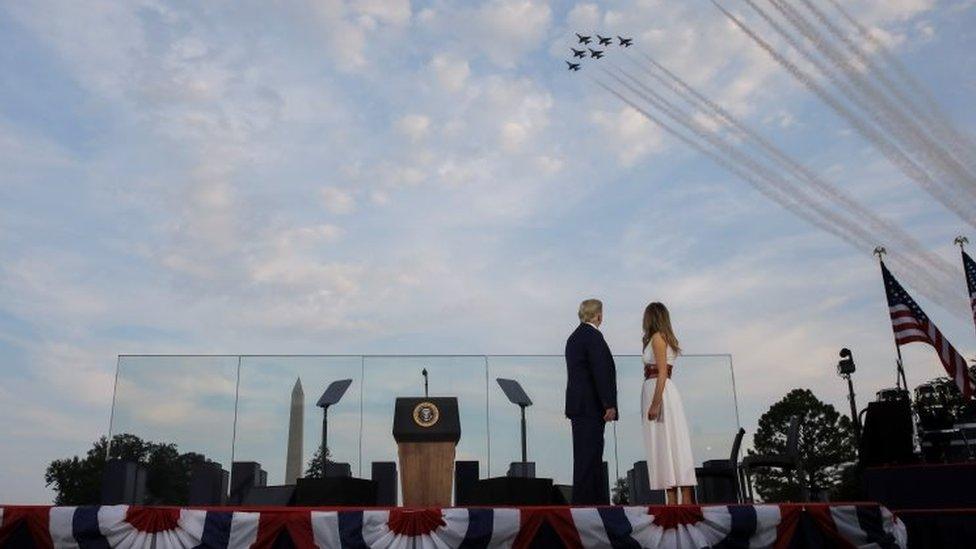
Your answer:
[1,0,975,503]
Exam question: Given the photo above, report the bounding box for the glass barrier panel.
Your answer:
[612,354,740,487]
[235,356,364,483]
[361,355,488,498]
[112,355,239,475]
[487,354,740,491]
[110,353,738,502]
[486,356,574,482]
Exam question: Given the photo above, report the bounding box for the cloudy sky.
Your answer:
[2,0,975,503]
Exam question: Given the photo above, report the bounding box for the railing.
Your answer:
[110,354,739,486]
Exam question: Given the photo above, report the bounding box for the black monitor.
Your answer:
[317,379,353,408]
[496,378,532,407]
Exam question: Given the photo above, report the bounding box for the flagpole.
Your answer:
[875,246,908,390]
[956,236,975,377]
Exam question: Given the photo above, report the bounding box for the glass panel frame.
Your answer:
[109,354,740,492]
[111,355,241,473]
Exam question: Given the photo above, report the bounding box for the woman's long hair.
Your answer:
[642,302,681,354]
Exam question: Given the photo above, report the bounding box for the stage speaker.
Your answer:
[101,459,146,505]
[188,462,228,505]
[469,477,553,505]
[695,460,738,504]
[865,463,976,509]
[454,461,479,506]
[628,461,665,504]
[860,400,915,466]
[242,485,296,506]
[325,462,352,478]
[507,462,536,478]
[293,477,378,506]
[373,462,398,506]
[231,462,267,504]
[552,484,572,505]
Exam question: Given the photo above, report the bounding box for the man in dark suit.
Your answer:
[565,298,617,505]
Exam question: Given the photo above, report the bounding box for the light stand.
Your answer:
[496,378,533,474]
[837,348,862,441]
[316,379,353,477]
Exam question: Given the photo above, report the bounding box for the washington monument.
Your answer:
[285,377,304,484]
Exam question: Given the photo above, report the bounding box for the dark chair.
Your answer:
[741,415,802,502]
[694,428,746,503]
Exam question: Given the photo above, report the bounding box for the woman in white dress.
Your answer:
[641,302,697,504]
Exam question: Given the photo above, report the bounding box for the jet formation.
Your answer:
[566,32,633,70]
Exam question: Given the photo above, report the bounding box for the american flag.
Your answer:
[963,248,976,335]
[881,261,972,398]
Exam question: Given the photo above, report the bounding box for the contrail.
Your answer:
[823,0,974,143]
[627,51,961,287]
[710,0,976,228]
[810,0,976,177]
[763,0,976,200]
[592,74,859,248]
[596,67,966,313]
[605,62,962,308]
[747,0,976,206]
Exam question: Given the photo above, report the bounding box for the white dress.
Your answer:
[641,344,697,489]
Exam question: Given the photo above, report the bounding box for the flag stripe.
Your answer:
[338,511,369,549]
[50,507,79,549]
[854,505,898,549]
[882,261,972,398]
[196,511,232,549]
[597,507,641,549]
[714,505,757,548]
[458,509,492,549]
[963,250,976,334]
[73,508,109,549]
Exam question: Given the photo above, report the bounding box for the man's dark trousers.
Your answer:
[571,416,607,505]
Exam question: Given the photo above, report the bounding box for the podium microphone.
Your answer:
[422,368,429,398]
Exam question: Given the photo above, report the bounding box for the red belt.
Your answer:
[644,364,673,379]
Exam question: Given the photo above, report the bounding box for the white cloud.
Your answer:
[351,0,412,27]
[471,0,553,67]
[566,3,601,31]
[321,186,357,214]
[429,53,471,93]
[590,106,665,166]
[395,114,432,140]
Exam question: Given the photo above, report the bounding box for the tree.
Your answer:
[611,477,630,505]
[45,433,215,505]
[304,445,332,479]
[750,389,855,502]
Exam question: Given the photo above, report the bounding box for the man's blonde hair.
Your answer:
[578,299,603,323]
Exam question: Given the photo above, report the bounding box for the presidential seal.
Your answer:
[412,401,440,428]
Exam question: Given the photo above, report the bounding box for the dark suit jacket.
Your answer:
[564,323,618,418]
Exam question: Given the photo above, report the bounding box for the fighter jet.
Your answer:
[576,33,592,45]
[566,61,581,71]
[571,48,586,59]
[588,48,604,59]
[597,34,613,46]
[618,36,633,47]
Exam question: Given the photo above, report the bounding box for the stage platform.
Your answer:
[0,503,909,548]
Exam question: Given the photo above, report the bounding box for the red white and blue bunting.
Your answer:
[0,504,906,548]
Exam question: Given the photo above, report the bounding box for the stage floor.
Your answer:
[0,502,910,548]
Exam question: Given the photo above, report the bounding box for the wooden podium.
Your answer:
[392,397,461,507]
